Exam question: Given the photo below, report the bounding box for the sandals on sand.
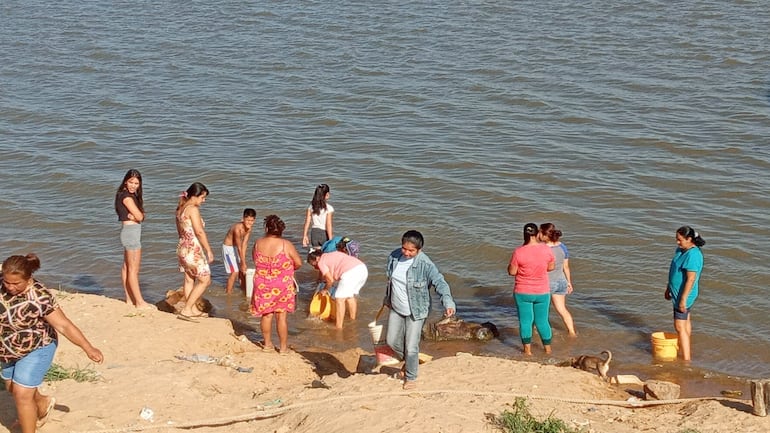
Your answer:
[177,311,208,323]
[259,342,275,353]
[37,397,56,428]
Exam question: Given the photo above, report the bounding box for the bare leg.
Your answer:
[124,249,150,308]
[522,343,532,356]
[225,271,237,294]
[675,317,692,361]
[121,260,131,305]
[347,297,357,320]
[182,272,195,300]
[238,270,246,294]
[260,313,274,349]
[181,274,210,317]
[550,294,576,336]
[334,298,346,329]
[276,311,289,352]
[10,384,49,433]
[544,344,552,354]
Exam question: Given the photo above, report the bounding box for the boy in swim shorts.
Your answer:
[222,208,256,294]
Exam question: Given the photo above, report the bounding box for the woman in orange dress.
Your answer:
[251,215,302,354]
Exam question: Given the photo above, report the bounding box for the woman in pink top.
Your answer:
[307,238,368,329]
[507,223,555,355]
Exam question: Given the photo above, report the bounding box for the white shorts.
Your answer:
[334,263,368,299]
[222,244,239,273]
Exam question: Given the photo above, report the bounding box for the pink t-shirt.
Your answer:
[317,251,364,281]
[509,243,555,294]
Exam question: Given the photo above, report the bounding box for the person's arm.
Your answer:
[302,208,312,247]
[238,227,250,275]
[45,309,103,363]
[546,248,556,272]
[677,271,697,312]
[507,263,518,275]
[319,271,335,294]
[189,207,214,263]
[427,262,455,317]
[286,241,303,270]
[563,258,573,294]
[123,196,144,222]
[325,211,334,239]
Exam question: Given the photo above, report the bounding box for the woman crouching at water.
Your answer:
[1,254,103,433]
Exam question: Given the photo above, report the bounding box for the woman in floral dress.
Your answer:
[175,182,214,322]
[251,215,302,354]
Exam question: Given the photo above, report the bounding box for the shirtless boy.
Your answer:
[223,208,257,294]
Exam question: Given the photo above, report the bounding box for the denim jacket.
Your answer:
[383,248,456,321]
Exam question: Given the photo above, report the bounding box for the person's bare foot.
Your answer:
[544,345,552,354]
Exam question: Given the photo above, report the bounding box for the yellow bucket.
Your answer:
[651,332,679,360]
[309,292,335,321]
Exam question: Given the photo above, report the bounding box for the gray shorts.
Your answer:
[121,224,142,250]
[310,227,328,248]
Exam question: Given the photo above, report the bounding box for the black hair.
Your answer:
[310,184,330,215]
[523,223,539,245]
[336,237,351,252]
[401,230,424,250]
[115,169,144,213]
[677,226,706,248]
[264,214,286,236]
[176,182,209,210]
[243,208,257,218]
[307,249,323,265]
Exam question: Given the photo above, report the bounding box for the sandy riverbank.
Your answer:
[1,291,765,433]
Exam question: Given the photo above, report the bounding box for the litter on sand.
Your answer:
[175,353,254,373]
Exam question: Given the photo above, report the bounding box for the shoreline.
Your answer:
[1,290,765,433]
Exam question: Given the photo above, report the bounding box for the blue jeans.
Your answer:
[386,309,424,381]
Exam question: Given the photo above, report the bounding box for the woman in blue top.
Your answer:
[383,230,455,390]
[665,225,706,361]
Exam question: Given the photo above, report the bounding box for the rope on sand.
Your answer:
[71,390,738,433]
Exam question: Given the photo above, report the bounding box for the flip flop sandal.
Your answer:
[37,397,56,428]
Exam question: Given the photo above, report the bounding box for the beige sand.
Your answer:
[1,291,766,433]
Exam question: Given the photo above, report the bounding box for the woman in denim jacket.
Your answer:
[383,230,455,389]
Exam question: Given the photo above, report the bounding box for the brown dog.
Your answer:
[570,350,612,381]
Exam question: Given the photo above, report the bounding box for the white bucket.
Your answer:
[368,305,387,345]
[245,268,255,299]
[368,321,384,345]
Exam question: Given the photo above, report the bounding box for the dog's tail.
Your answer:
[601,350,612,365]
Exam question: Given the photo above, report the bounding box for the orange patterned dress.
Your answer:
[250,248,296,316]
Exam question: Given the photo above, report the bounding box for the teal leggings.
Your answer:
[514,293,552,345]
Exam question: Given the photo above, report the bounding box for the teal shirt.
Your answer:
[667,246,703,309]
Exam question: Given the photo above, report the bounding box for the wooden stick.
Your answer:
[750,379,769,416]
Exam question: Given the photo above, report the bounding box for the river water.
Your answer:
[1,1,769,397]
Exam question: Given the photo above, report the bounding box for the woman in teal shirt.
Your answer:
[665,225,706,361]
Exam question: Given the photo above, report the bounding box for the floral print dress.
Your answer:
[251,245,296,316]
[176,208,210,277]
